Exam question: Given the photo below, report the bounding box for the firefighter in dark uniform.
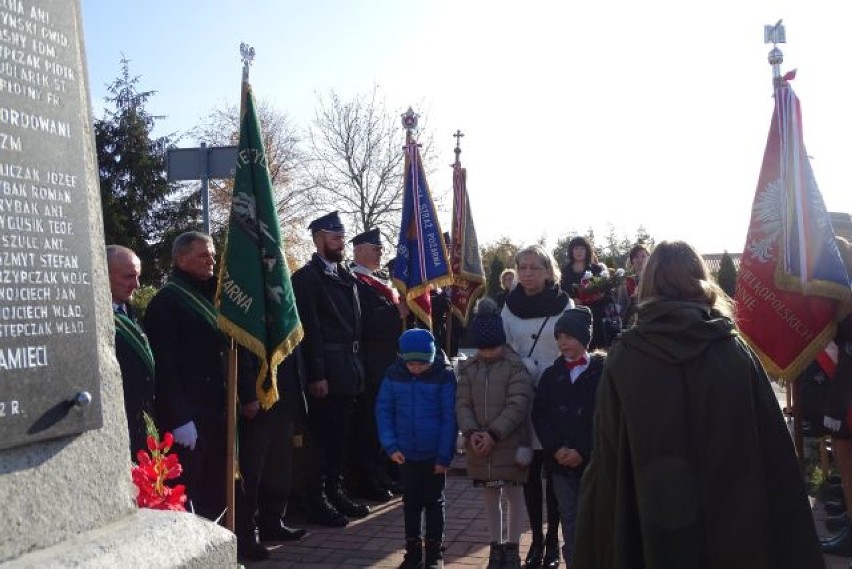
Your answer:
[348,228,409,501]
[235,347,308,561]
[107,244,155,458]
[291,211,370,527]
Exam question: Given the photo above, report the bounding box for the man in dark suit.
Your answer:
[291,212,370,527]
[348,228,407,501]
[143,232,230,524]
[107,245,154,458]
[236,348,308,552]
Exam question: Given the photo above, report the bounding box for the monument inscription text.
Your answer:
[0,0,102,450]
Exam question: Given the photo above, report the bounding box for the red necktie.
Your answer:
[564,357,587,371]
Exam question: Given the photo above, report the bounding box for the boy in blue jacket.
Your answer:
[376,328,457,569]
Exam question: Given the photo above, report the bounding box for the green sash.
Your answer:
[164,275,219,331]
[114,312,155,377]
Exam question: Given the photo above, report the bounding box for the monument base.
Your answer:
[1,509,236,569]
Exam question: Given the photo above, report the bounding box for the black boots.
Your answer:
[236,527,270,562]
[502,543,521,568]
[306,490,349,527]
[542,539,560,568]
[398,538,423,569]
[424,539,443,569]
[822,522,852,556]
[258,519,308,542]
[328,477,371,518]
[524,542,544,569]
[487,542,504,569]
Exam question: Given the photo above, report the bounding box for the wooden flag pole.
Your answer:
[225,341,238,532]
[224,42,256,532]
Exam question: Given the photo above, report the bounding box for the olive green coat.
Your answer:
[574,301,824,569]
[456,348,534,483]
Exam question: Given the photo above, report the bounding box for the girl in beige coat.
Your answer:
[457,298,535,569]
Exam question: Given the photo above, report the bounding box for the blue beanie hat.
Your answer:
[398,328,436,363]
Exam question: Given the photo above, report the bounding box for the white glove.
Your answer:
[456,431,467,454]
[822,415,843,433]
[515,446,534,466]
[824,416,843,434]
[172,421,198,450]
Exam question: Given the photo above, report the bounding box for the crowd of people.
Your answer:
[107,212,836,568]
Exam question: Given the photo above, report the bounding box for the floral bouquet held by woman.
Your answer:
[573,268,624,306]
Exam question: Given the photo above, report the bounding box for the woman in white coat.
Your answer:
[501,244,574,569]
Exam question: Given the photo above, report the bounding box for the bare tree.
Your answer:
[191,99,314,260]
[302,86,435,243]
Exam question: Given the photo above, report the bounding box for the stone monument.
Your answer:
[0,1,235,566]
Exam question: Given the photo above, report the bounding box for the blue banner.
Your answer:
[392,141,452,322]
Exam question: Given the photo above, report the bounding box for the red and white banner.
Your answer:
[735,78,852,382]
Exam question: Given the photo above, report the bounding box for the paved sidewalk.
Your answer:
[246,454,538,568]
[244,383,848,567]
[245,466,849,568]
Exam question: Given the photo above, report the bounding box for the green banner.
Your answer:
[215,86,303,409]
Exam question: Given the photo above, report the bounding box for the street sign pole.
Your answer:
[166,143,239,235]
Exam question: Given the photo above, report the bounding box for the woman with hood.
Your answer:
[573,240,824,569]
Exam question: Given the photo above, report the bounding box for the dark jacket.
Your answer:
[532,352,604,476]
[237,345,307,418]
[114,303,155,456]
[291,254,365,395]
[143,269,227,430]
[375,351,457,467]
[824,315,852,429]
[573,300,824,569]
[352,268,404,387]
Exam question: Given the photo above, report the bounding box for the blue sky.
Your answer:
[80,1,852,256]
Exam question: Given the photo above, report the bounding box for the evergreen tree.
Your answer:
[487,256,506,300]
[717,251,737,297]
[95,57,200,284]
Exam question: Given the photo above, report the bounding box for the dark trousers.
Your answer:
[524,449,560,544]
[400,459,446,541]
[551,471,581,564]
[306,393,354,491]
[236,399,297,537]
[171,417,227,522]
[349,381,383,488]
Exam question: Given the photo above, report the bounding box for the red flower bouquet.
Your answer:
[131,415,187,511]
[574,268,625,305]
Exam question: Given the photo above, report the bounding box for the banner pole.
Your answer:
[225,342,237,531]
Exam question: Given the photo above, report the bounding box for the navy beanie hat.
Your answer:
[471,297,506,349]
[554,306,593,348]
[398,328,436,363]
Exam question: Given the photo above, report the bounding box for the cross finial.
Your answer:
[453,129,464,165]
[453,130,464,150]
